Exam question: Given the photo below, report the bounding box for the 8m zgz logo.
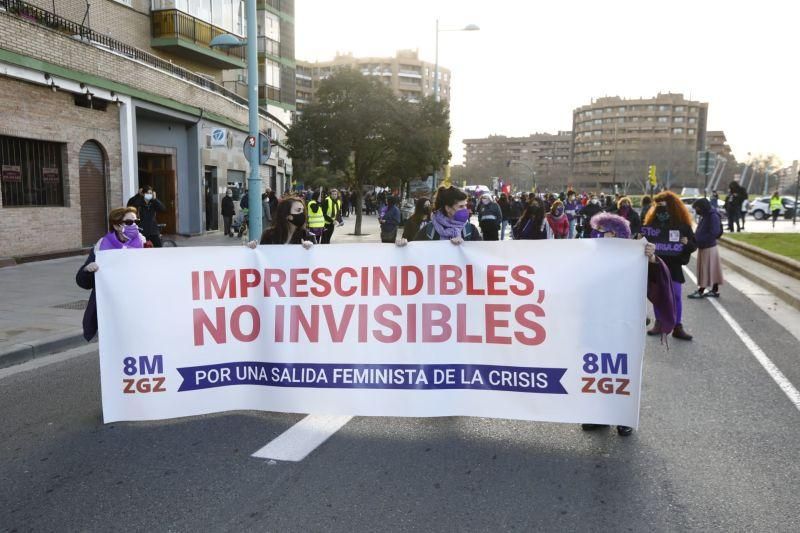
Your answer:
[123,355,166,394]
[580,352,630,395]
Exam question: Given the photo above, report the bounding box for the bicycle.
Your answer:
[158,223,177,247]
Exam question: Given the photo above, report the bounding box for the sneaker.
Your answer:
[706,291,720,298]
[688,290,706,299]
[617,426,633,436]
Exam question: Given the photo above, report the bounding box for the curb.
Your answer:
[718,237,800,281]
[0,329,89,369]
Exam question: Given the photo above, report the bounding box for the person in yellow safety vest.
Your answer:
[321,188,344,244]
[307,187,327,243]
[769,191,782,228]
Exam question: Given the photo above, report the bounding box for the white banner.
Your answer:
[96,240,647,427]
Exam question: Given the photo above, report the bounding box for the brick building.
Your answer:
[0,0,295,260]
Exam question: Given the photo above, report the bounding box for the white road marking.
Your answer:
[684,267,800,412]
[0,343,96,380]
[252,414,353,462]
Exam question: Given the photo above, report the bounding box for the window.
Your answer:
[688,117,696,124]
[657,117,668,123]
[1,135,66,207]
[674,106,685,112]
[672,128,684,134]
[658,105,670,111]
[674,117,684,123]
[687,129,695,135]
[259,10,280,42]
[594,119,603,124]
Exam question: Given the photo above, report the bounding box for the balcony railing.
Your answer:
[257,36,280,57]
[0,0,290,124]
[151,9,245,62]
[259,84,281,102]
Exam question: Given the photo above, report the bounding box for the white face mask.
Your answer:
[144,193,153,201]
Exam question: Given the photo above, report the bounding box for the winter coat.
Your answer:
[513,218,550,240]
[564,199,582,221]
[221,196,235,217]
[76,250,99,341]
[580,203,603,237]
[380,205,402,232]
[509,199,523,220]
[127,196,166,236]
[695,211,722,249]
[477,201,502,223]
[546,213,569,239]
[618,207,642,236]
[646,222,697,283]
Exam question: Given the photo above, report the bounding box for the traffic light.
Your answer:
[648,165,657,186]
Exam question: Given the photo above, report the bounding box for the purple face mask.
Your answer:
[453,208,470,223]
[555,207,564,216]
[590,229,608,239]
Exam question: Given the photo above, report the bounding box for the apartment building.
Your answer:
[571,93,708,191]
[463,132,572,190]
[0,0,294,259]
[295,50,451,111]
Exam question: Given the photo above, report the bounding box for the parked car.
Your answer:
[748,196,797,220]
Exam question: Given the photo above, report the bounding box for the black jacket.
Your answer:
[649,222,697,283]
[128,196,166,235]
[76,250,98,341]
[579,203,603,236]
[221,196,235,217]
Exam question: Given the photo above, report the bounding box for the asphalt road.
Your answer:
[2,266,799,532]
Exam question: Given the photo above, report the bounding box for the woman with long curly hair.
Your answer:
[642,191,697,340]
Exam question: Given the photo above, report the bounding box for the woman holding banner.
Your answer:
[642,191,697,341]
[76,206,145,341]
[247,197,315,248]
[581,212,668,436]
[409,187,482,244]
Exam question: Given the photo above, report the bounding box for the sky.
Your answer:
[295,0,798,168]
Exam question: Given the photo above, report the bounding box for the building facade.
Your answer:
[0,0,294,259]
[462,132,572,191]
[571,93,708,191]
[295,50,451,111]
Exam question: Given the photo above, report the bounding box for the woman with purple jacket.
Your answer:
[688,198,724,298]
[76,207,145,341]
[564,190,583,239]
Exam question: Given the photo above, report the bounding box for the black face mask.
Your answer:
[289,212,306,227]
[656,210,670,223]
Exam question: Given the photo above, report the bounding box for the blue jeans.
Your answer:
[568,219,577,239]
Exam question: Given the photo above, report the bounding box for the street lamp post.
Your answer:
[210,0,262,239]
[508,159,537,191]
[433,19,479,189]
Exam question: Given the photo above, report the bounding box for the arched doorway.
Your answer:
[79,141,108,247]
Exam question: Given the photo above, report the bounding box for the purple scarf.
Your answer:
[431,211,466,240]
[98,230,143,251]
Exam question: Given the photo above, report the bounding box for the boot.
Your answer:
[647,319,662,336]
[672,323,693,341]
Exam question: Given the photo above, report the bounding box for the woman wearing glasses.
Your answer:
[75,207,144,341]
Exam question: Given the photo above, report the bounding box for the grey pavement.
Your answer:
[0,214,383,367]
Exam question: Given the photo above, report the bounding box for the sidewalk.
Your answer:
[0,214,383,367]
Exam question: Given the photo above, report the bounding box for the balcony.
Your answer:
[151,9,246,70]
[259,84,281,103]
[258,36,280,57]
